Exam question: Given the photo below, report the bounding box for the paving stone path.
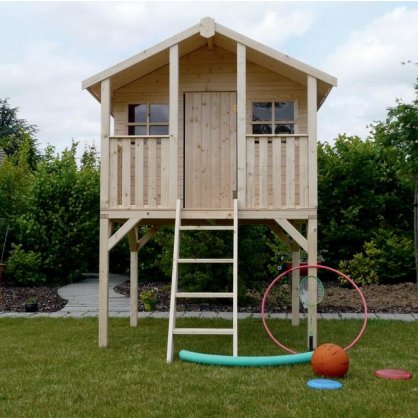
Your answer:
[0,274,416,321]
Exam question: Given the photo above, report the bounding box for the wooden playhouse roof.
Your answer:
[82,17,337,107]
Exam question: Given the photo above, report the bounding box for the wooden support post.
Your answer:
[307,217,318,350]
[100,78,111,209]
[307,75,318,209]
[169,44,179,206]
[307,75,318,350]
[98,77,111,348]
[291,243,301,326]
[236,43,246,208]
[128,227,139,327]
[99,217,110,347]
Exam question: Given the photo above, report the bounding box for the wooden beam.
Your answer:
[307,75,318,209]
[128,227,138,327]
[307,217,318,350]
[268,221,293,248]
[137,226,161,250]
[100,78,111,209]
[98,218,110,347]
[108,218,141,251]
[236,43,246,207]
[200,17,215,38]
[275,218,308,252]
[169,44,179,206]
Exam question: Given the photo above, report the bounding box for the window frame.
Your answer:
[251,100,297,135]
[127,103,169,136]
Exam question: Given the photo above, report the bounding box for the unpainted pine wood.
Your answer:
[229,92,237,204]
[286,137,296,207]
[98,217,110,347]
[200,92,211,208]
[135,140,144,207]
[160,138,170,207]
[100,79,111,209]
[272,137,282,208]
[122,139,131,207]
[259,138,269,208]
[307,75,318,209]
[291,245,301,326]
[246,137,255,208]
[147,140,157,207]
[236,43,246,207]
[220,92,231,207]
[169,44,179,206]
[307,217,318,349]
[191,92,202,208]
[109,138,118,208]
[210,92,221,208]
[299,137,308,207]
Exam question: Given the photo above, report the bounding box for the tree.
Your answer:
[371,81,418,289]
[0,98,39,169]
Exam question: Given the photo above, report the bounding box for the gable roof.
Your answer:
[82,17,337,107]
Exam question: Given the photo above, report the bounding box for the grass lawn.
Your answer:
[0,317,417,417]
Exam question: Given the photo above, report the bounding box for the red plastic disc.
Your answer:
[374,369,413,380]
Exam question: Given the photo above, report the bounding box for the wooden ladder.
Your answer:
[166,199,239,363]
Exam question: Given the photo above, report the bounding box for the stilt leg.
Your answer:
[128,228,139,327]
[99,218,110,348]
[307,217,318,350]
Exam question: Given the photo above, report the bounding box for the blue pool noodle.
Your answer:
[179,350,313,367]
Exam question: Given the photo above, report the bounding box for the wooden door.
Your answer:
[184,92,237,208]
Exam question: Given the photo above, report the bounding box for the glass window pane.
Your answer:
[150,104,169,123]
[129,125,147,135]
[129,104,147,123]
[275,102,294,121]
[252,124,272,134]
[252,102,272,121]
[149,125,169,135]
[275,124,294,134]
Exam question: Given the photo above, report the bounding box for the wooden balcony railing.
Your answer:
[246,135,309,209]
[108,135,170,209]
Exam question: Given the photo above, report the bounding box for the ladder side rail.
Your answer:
[167,199,182,363]
[232,199,239,356]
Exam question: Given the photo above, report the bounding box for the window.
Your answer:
[252,102,295,134]
[128,104,169,135]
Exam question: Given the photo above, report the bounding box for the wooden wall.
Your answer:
[112,44,308,205]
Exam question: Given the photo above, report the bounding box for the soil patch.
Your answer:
[114,281,418,313]
[1,280,417,313]
[0,284,67,312]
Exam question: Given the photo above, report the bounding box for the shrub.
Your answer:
[5,244,45,285]
[338,230,415,286]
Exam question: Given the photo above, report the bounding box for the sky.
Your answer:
[0,1,417,156]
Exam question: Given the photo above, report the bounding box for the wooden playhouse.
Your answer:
[82,17,337,361]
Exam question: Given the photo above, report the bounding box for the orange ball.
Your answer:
[311,343,349,378]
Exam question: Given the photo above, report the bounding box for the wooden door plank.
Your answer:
[200,92,211,208]
[210,92,221,208]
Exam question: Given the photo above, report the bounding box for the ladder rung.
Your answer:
[173,328,234,335]
[178,258,234,264]
[176,292,234,298]
[179,226,234,231]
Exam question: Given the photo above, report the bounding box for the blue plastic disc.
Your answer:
[307,379,343,390]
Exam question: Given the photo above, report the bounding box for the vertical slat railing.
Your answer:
[246,135,309,209]
[108,136,171,209]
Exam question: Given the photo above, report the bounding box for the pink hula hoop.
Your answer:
[261,264,368,354]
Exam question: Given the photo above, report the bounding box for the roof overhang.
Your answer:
[82,17,337,107]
